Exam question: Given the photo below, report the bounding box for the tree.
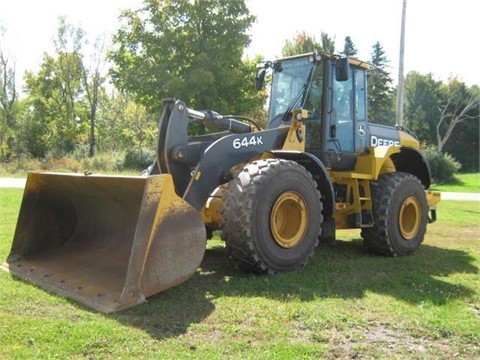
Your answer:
[0,26,18,160]
[403,72,479,172]
[23,53,81,157]
[436,80,479,172]
[23,18,91,157]
[282,31,321,56]
[281,30,341,56]
[403,71,442,144]
[79,34,108,157]
[341,36,358,57]
[320,32,335,54]
[436,79,480,153]
[53,18,86,131]
[95,90,157,153]
[108,0,258,115]
[441,96,479,172]
[227,55,268,123]
[120,101,157,150]
[367,41,395,125]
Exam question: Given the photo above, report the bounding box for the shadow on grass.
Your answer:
[111,238,478,340]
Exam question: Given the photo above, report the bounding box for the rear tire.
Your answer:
[361,172,428,256]
[221,159,322,273]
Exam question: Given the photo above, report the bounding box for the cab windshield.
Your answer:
[268,57,322,125]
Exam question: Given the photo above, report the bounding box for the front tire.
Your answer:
[221,159,323,273]
[361,172,428,256]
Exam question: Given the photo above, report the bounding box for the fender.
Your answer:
[392,147,431,189]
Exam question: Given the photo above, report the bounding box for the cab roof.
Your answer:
[276,51,370,70]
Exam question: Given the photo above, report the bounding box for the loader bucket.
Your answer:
[1,171,206,313]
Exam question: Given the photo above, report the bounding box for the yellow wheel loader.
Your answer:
[1,52,440,313]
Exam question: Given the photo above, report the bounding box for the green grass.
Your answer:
[1,188,479,359]
[431,173,480,193]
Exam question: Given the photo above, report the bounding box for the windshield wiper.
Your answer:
[281,66,315,122]
[281,85,306,122]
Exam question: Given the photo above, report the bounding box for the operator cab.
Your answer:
[258,52,369,170]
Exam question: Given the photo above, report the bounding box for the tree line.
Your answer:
[0,0,478,173]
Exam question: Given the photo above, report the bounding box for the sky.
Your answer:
[0,0,479,88]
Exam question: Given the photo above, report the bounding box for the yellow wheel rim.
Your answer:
[399,196,421,240]
[270,192,308,248]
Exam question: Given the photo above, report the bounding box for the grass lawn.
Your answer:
[431,173,480,193]
[0,188,479,359]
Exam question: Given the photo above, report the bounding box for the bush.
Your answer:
[423,146,461,184]
[81,152,125,173]
[0,152,135,175]
[70,144,91,161]
[0,154,42,175]
[40,156,81,173]
[123,148,156,171]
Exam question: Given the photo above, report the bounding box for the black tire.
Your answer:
[361,172,428,256]
[221,158,323,274]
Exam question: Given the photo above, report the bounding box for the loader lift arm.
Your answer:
[155,99,290,210]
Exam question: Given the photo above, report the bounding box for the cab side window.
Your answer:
[334,77,352,120]
[355,68,366,122]
[354,68,368,150]
[332,68,354,152]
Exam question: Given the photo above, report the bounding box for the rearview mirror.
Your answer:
[256,68,266,91]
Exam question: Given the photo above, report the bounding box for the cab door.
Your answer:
[323,62,368,170]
